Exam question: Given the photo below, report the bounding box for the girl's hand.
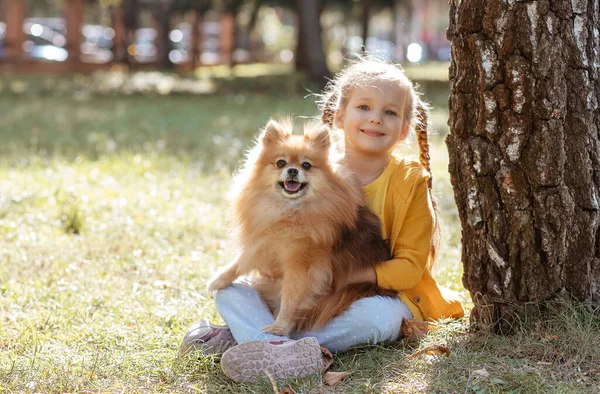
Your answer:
[348,266,377,285]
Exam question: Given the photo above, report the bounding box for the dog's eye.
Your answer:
[302,162,312,171]
[276,159,286,168]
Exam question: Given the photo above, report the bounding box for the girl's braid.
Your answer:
[415,104,432,189]
[415,103,440,269]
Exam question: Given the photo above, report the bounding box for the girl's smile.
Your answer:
[360,129,385,137]
[335,80,410,159]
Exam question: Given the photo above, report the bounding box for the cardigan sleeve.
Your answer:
[375,172,434,291]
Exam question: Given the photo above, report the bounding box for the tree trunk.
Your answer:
[65,0,84,64]
[190,9,202,69]
[295,0,331,89]
[219,11,235,66]
[247,1,261,61]
[447,0,600,333]
[111,5,128,64]
[2,0,26,60]
[360,0,373,54]
[153,4,173,69]
[294,11,310,71]
[229,7,239,68]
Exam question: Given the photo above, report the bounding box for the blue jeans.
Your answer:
[214,281,412,353]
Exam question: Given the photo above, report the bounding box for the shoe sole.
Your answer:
[179,321,236,357]
[220,337,322,382]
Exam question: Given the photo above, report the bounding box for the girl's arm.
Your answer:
[375,174,434,291]
[347,266,377,284]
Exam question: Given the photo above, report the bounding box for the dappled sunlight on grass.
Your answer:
[1,154,228,391]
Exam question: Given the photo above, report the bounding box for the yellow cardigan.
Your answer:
[363,156,464,321]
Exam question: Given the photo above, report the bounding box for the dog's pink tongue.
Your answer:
[284,181,300,191]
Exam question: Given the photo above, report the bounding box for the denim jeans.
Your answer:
[214,280,412,353]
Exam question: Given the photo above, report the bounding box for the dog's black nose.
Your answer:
[287,168,298,177]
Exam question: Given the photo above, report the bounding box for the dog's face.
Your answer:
[254,119,332,202]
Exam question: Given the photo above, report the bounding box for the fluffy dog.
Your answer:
[207,118,396,335]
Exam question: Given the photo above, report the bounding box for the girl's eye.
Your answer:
[276,159,286,168]
[302,162,312,170]
[358,105,369,111]
[385,110,397,116]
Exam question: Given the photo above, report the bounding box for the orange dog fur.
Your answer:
[207,118,396,336]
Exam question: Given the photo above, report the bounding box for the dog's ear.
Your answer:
[304,123,331,150]
[260,118,291,146]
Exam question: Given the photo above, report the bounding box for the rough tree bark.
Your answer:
[447,0,600,333]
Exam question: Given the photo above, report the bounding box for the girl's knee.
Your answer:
[214,282,255,307]
[347,296,407,339]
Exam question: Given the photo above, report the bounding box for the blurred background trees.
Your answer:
[0,0,450,88]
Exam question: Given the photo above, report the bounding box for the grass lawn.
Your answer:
[1,74,599,393]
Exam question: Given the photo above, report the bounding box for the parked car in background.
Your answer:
[81,24,114,63]
[22,18,68,61]
[131,28,157,63]
[166,21,221,65]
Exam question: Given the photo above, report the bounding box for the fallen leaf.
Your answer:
[401,318,430,339]
[541,333,560,341]
[324,371,351,386]
[472,368,490,378]
[406,345,450,359]
[280,388,297,394]
[320,346,333,371]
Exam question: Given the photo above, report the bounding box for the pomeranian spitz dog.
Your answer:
[207,118,396,336]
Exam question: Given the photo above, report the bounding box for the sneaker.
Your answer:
[178,320,237,358]
[220,337,322,382]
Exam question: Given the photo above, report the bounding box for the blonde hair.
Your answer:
[318,57,440,269]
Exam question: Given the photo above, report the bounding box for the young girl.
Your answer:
[180,58,464,382]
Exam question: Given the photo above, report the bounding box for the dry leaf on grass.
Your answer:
[320,346,333,371]
[401,318,430,339]
[324,371,352,386]
[540,333,560,342]
[406,345,451,359]
[472,368,490,378]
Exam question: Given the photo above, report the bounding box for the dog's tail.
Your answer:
[295,284,398,331]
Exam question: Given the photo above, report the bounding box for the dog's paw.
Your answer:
[206,274,232,292]
[261,322,292,336]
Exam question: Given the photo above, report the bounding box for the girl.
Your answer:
[180,58,464,382]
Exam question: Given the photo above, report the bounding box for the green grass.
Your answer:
[1,74,599,393]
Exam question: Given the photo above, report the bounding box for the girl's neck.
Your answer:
[342,150,392,186]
